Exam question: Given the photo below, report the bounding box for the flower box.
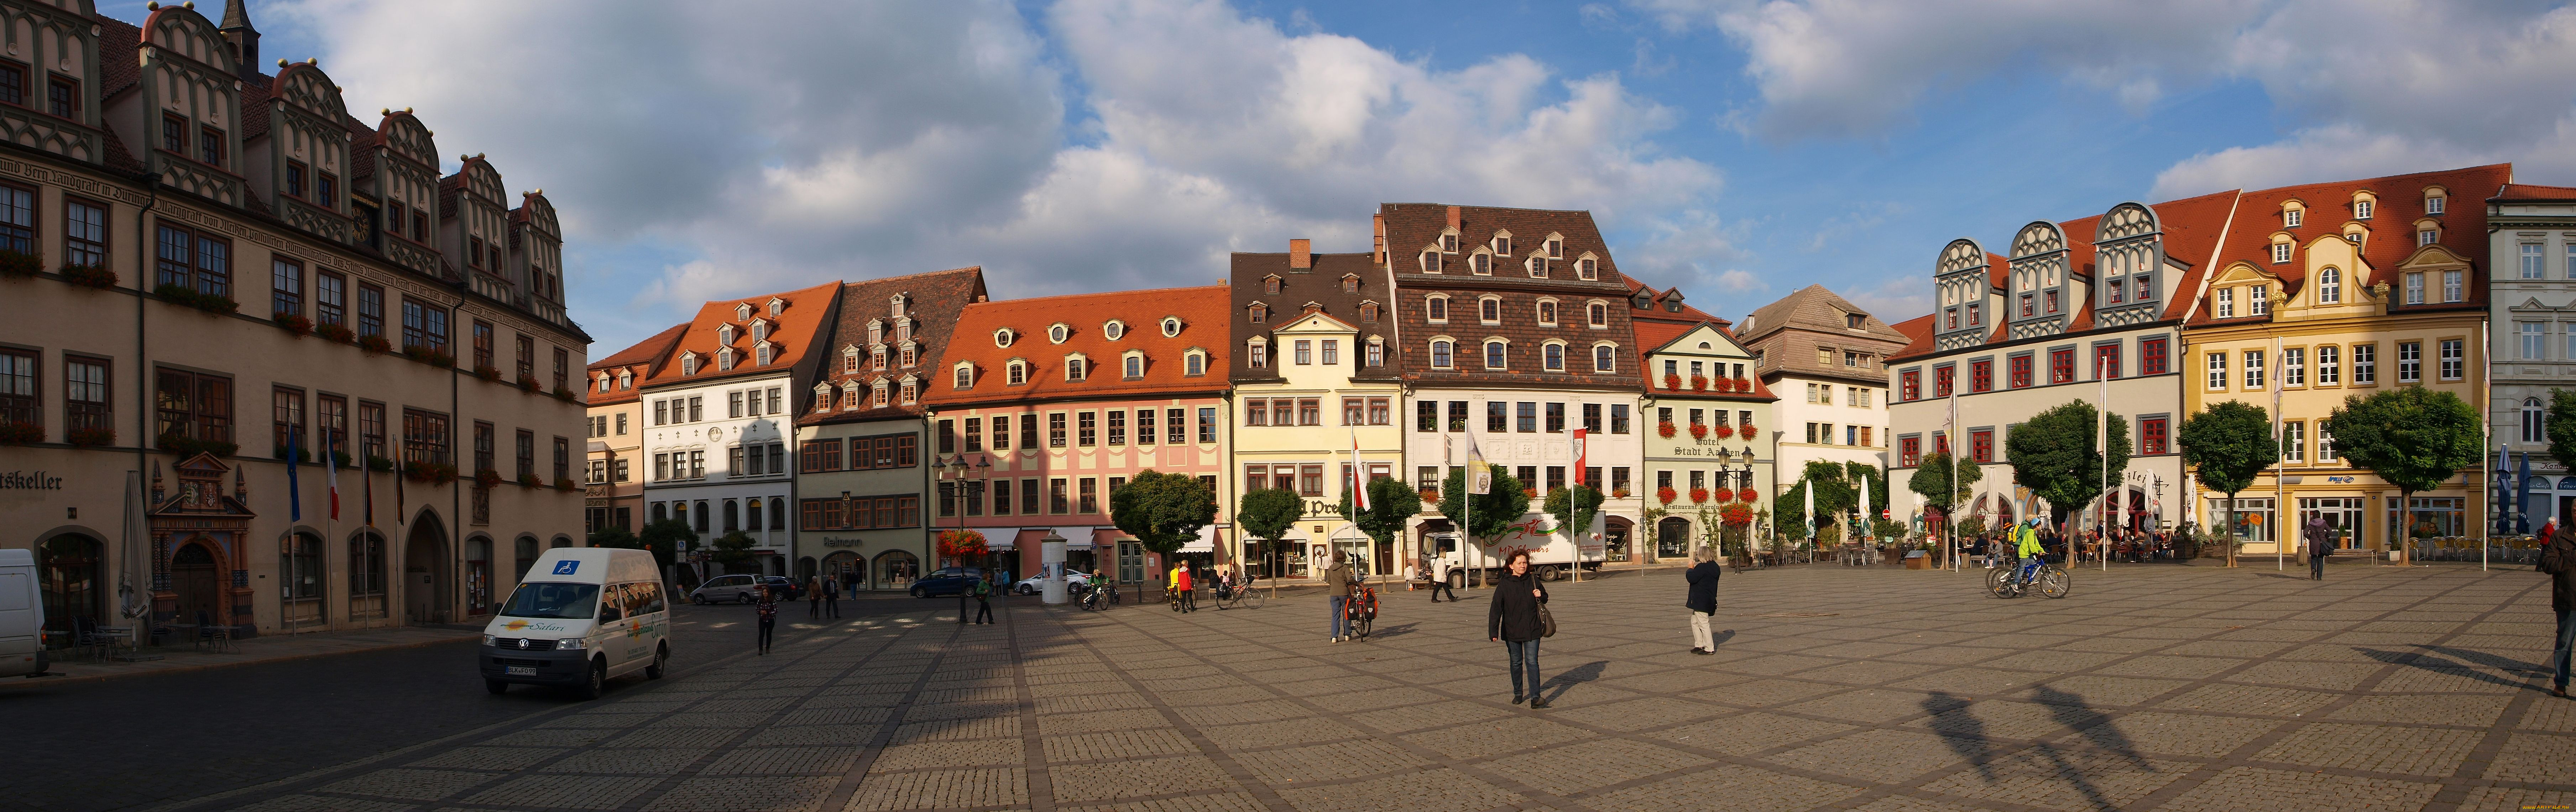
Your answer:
[1733,378,1751,392]
[1612,487,1631,499]
[1689,487,1709,504]
[365,455,396,472]
[0,249,39,279]
[1657,486,1677,504]
[402,345,455,368]
[157,433,238,459]
[518,472,544,488]
[67,427,114,447]
[402,460,457,484]
[1738,424,1757,439]
[59,263,116,289]
[474,365,503,383]
[273,313,313,337]
[357,334,392,355]
[1662,373,1681,390]
[1714,377,1735,393]
[475,468,504,489]
[553,385,580,403]
[153,283,239,315]
[316,323,356,344]
[1690,374,1707,391]
[1711,424,1735,440]
[517,374,542,392]
[1688,423,1708,440]
[0,421,41,444]
[555,476,579,491]
[1657,421,1677,438]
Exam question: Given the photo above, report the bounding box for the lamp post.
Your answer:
[939,453,991,624]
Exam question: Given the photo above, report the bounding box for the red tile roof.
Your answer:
[1622,277,1728,326]
[1632,318,1776,401]
[804,267,989,425]
[2496,183,2576,201]
[2185,163,2510,327]
[1891,191,2242,361]
[925,286,1232,407]
[585,323,687,406]
[641,281,845,389]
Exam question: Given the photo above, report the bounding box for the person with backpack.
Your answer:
[971,571,996,624]
[2304,516,2334,581]
[2543,509,2576,698]
[1488,549,1551,707]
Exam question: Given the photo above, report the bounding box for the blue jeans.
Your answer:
[1329,597,1348,638]
[1505,639,1542,698]
[2554,609,2576,690]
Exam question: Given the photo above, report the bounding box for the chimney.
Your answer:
[1445,205,1461,230]
[1289,239,1311,269]
[975,295,987,303]
[1371,213,1385,262]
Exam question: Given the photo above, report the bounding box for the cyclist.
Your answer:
[2013,518,2047,588]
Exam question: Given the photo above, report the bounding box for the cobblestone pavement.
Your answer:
[138,563,2576,812]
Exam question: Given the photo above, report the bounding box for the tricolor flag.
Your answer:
[1348,430,1369,512]
[325,433,341,520]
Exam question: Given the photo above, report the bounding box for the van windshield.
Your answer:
[499,582,601,619]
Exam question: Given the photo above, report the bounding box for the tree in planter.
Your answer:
[2003,399,2132,538]
[1542,483,1604,577]
[1237,487,1303,596]
[2177,400,2275,567]
[1110,470,1216,581]
[1437,465,1531,578]
[1341,476,1421,583]
[2324,386,2483,561]
[709,530,759,573]
[1909,450,1984,560]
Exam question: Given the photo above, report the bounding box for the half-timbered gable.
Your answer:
[248,61,354,244]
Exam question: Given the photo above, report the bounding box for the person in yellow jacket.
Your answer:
[2014,519,2047,585]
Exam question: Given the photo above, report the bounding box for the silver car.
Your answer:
[1012,571,1092,595]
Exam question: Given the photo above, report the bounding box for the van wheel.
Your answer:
[484,679,508,695]
[645,644,668,680]
[576,658,605,700]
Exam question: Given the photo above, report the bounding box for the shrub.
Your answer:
[59,264,116,289]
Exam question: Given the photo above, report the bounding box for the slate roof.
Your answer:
[1379,203,1645,391]
[1229,249,1398,383]
[804,267,990,425]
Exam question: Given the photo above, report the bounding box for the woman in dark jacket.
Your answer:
[1488,550,1551,707]
[1686,545,1721,654]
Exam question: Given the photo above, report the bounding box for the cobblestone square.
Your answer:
[155,563,2572,811]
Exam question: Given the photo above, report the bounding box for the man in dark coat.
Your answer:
[1686,545,1721,654]
[2543,511,2576,698]
[2304,515,2334,581]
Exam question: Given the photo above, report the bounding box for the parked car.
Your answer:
[1012,571,1091,595]
[909,567,986,598]
[688,575,800,604]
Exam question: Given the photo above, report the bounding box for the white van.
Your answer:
[0,549,43,679]
[480,548,668,698]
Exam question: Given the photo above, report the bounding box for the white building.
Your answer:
[640,283,843,577]
[1737,285,1908,510]
[2489,182,2576,529]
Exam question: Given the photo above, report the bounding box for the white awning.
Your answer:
[1052,527,1101,548]
[1179,524,1217,553]
[976,528,1023,550]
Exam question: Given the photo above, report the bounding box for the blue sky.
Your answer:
[136,0,2576,353]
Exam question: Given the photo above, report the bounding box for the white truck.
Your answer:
[1425,517,1604,587]
[0,548,46,679]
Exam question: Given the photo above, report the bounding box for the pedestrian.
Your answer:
[2542,507,2576,698]
[1685,545,1721,655]
[1430,557,1457,603]
[754,585,778,654]
[822,574,841,618]
[1178,563,1196,613]
[972,571,995,624]
[1488,549,1551,707]
[2305,515,2333,580]
[806,574,822,617]
[1324,552,1354,641]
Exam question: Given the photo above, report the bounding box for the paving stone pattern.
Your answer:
[152,564,2576,811]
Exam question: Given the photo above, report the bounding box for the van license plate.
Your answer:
[505,666,536,676]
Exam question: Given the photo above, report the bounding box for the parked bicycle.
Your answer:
[1342,584,1378,638]
[1075,578,1122,611]
[1213,575,1264,609]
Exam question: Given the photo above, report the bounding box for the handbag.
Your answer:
[1537,602,1557,638]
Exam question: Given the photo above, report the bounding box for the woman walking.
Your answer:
[1686,545,1721,654]
[755,584,779,655]
[1488,550,1551,708]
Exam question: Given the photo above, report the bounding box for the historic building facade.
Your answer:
[1631,289,1777,561]
[2184,166,2506,555]
[0,0,587,637]
[1736,285,1908,508]
[639,283,841,578]
[792,268,985,590]
[1887,191,2240,535]
[2490,181,2576,528]
[1228,242,1404,580]
[584,324,682,538]
[1384,204,1645,573]
[921,287,1230,589]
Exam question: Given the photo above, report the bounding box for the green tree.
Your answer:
[1438,464,1531,546]
[2323,386,2483,555]
[710,530,758,572]
[1909,451,1985,550]
[1543,483,1605,577]
[634,519,698,578]
[2003,400,2133,531]
[1340,476,1420,560]
[1237,487,1303,592]
[1112,470,1217,559]
[2177,400,2276,566]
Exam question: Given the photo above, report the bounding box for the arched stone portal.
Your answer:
[404,513,451,624]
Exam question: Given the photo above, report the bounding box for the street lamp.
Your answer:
[938,453,991,624]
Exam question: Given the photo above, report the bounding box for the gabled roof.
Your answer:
[1621,277,1728,326]
[584,323,687,406]
[1734,284,1906,345]
[2184,163,2509,327]
[641,281,843,389]
[2496,183,2576,202]
[926,286,1231,406]
[1890,189,2243,361]
[1230,249,1395,384]
[803,267,989,425]
[1633,319,1776,401]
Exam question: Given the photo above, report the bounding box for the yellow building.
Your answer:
[2183,166,2507,556]
[1228,242,1406,579]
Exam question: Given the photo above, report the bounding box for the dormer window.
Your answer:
[2353,194,2375,220]
[1846,313,1865,329]
[1341,275,1360,294]
[867,320,883,345]
[1577,256,1597,280]
[842,348,859,374]
[681,353,699,376]
[2419,227,2439,246]
[1492,233,1510,255]
[750,320,768,341]
[1441,233,1458,252]
[2215,288,2235,318]
[1421,250,1442,273]
[1185,350,1207,376]
[1048,323,1070,344]
[1123,353,1144,379]
[1631,293,1652,309]
[722,347,742,371]
[1663,290,1684,313]
[1248,339,1269,369]
[994,328,1015,348]
[895,319,911,344]
[1470,253,1490,275]
[888,294,905,317]
[1546,236,1562,257]
[871,347,887,370]
[2426,193,2446,215]
[1104,320,1127,341]
[2284,208,2303,228]
[900,380,917,405]
[1248,303,1269,324]
[1065,355,1088,382]
[755,342,774,366]
[596,373,611,393]
[2250,285,2270,316]
[1007,360,1028,386]
[1263,276,1282,294]
[1527,255,1548,278]
[872,382,890,408]
[953,363,973,390]
[2271,240,2293,264]
[814,385,833,413]
[736,303,753,321]
[767,298,784,317]
[617,371,631,390]
[1360,302,1381,323]
[900,344,917,367]
[717,324,735,345]
[1430,340,1454,369]
[1161,317,1182,337]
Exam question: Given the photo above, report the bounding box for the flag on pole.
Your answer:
[325,433,341,521]
[1349,430,1369,512]
[1571,428,1588,488]
[1464,430,1490,495]
[1802,479,1815,540]
[287,426,302,522]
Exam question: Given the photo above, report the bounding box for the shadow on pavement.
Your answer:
[1542,660,1610,703]
[2355,648,2543,690]
[1922,691,1996,782]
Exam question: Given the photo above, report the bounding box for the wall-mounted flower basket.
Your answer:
[273,313,313,337]
[67,427,114,447]
[1689,487,1709,504]
[517,472,544,488]
[474,365,503,383]
[555,476,579,491]
[1720,502,1755,527]
[59,263,116,289]
[401,345,455,368]
[1662,373,1681,390]
[0,249,39,279]
[1657,421,1677,438]
[1715,377,1735,393]
[1657,486,1677,504]
[1690,375,1708,391]
[153,283,239,315]
[316,323,356,344]
[365,455,396,472]
[474,468,504,489]
[517,374,542,392]
[0,421,41,444]
[1734,378,1751,392]
[157,433,238,458]
[401,460,458,484]
[1688,423,1708,440]
[357,335,392,355]
[1738,424,1757,439]
[1711,424,1736,440]
[1738,488,1759,503]
[553,386,580,403]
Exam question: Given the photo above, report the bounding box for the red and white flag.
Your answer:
[325,434,341,520]
[1349,430,1369,511]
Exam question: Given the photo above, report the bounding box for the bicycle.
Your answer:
[1214,576,1264,610]
[1987,557,2070,599]
[1343,585,1378,639]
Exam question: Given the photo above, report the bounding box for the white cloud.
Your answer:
[1618,208,1744,289]
[1840,274,1932,324]
[273,0,1721,350]
[1713,269,1767,294]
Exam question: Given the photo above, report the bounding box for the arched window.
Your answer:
[1431,340,1453,369]
[723,499,741,533]
[1105,320,1127,340]
[1593,345,1615,372]
[2317,267,2342,304]
[2526,397,2548,444]
[1484,341,1507,370]
[746,498,764,532]
[1543,343,1565,371]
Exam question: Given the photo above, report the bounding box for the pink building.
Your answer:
[922,287,1233,586]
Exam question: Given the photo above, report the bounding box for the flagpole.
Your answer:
[2097,356,2108,573]
[2274,336,2284,572]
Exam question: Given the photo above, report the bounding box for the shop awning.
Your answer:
[977,528,1023,550]
[1180,524,1218,553]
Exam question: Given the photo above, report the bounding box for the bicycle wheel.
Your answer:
[1239,588,1265,609]
[1985,567,2013,598]
[2037,566,2070,599]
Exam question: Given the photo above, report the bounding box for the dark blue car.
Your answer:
[909,566,985,598]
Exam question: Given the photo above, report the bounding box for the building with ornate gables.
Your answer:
[0,0,590,637]
[1227,240,1403,580]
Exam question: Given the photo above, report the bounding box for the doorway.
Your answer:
[1657,517,1691,559]
[38,533,103,635]
[2298,497,2365,550]
[404,515,450,624]
[171,540,221,627]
